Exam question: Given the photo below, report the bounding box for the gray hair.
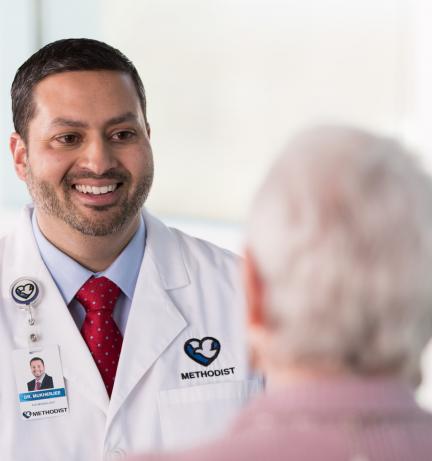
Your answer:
[248,126,432,379]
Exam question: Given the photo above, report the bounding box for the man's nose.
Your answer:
[78,138,118,175]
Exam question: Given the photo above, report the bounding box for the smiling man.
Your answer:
[11,69,153,270]
[0,39,258,461]
[27,357,54,391]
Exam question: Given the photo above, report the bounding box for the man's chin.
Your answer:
[34,186,145,237]
[64,212,132,237]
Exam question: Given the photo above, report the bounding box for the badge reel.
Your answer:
[10,278,41,348]
[11,278,69,421]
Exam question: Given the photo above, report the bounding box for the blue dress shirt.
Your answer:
[31,211,146,334]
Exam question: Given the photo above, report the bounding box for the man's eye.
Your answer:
[111,131,135,141]
[56,134,80,144]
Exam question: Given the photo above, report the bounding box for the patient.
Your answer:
[130,126,432,460]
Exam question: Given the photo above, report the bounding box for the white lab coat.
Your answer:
[0,206,261,461]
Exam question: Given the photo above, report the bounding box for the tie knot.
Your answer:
[75,276,121,314]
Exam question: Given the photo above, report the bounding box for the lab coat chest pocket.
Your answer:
[158,380,261,450]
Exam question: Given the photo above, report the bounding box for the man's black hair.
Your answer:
[30,357,44,366]
[11,38,147,141]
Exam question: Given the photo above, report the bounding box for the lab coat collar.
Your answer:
[107,209,188,426]
[142,208,190,290]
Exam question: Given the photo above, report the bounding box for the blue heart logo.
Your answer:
[16,283,34,299]
[184,337,221,367]
[11,278,40,305]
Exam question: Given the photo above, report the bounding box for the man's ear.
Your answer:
[145,123,151,140]
[10,132,28,181]
[244,248,266,328]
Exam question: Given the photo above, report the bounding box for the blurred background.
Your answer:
[2,0,432,405]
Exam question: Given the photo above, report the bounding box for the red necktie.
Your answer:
[35,380,41,390]
[75,276,122,397]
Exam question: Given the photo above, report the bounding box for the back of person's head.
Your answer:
[11,37,147,141]
[247,125,432,381]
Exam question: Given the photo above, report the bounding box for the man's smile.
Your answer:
[74,183,119,195]
[69,180,125,207]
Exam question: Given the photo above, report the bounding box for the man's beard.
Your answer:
[26,167,153,237]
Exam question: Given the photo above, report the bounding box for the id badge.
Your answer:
[13,345,69,421]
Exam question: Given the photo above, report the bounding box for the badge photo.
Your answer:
[12,345,69,421]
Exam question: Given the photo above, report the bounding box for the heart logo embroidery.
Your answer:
[22,411,32,419]
[184,337,221,367]
[15,283,34,300]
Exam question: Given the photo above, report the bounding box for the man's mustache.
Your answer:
[63,170,130,185]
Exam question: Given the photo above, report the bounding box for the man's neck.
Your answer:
[34,211,140,272]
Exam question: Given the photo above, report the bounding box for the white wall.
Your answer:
[412,0,432,164]
[102,0,414,220]
[0,0,39,209]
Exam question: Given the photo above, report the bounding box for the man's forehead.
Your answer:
[30,70,144,128]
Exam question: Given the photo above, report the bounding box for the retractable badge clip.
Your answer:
[10,278,41,346]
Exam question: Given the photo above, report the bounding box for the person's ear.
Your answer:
[10,133,29,181]
[145,123,151,140]
[244,248,266,328]
[244,248,271,373]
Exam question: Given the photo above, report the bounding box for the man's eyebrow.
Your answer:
[50,117,89,128]
[49,112,138,129]
[105,112,138,127]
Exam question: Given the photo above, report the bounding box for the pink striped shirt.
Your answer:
[131,377,432,461]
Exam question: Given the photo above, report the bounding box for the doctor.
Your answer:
[0,38,259,461]
[27,357,54,391]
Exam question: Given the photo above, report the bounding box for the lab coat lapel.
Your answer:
[5,207,109,414]
[107,210,188,425]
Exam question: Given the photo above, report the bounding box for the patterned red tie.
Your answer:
[75,276,122,397]
[35,380,41,391]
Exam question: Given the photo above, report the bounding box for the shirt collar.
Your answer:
[31,211,146,304]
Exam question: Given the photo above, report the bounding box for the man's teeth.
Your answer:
[75,184,117,195]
